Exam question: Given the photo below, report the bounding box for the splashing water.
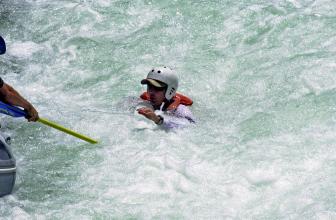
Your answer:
[1,0,336,219]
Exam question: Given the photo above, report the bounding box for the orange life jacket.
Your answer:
[140,92,193,110]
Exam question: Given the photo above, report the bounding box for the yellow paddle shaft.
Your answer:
[37,117,98,144]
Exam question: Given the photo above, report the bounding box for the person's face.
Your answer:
[147,84,166,107]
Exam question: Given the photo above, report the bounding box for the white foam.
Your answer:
[8,41,44,59]
[287,0,302,8]
[245,168,280,185]
[273,178,292,191]
[11,207,31,220]
[302,158,322,172]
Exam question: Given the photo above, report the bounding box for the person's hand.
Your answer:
[25,105,39,122]
[137,107,160,123]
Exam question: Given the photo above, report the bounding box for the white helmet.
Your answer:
[141,66,178,100]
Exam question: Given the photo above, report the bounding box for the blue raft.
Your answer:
[0,134,16,197]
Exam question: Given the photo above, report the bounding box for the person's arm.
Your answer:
[137,105,195,129]
[0,82,39,122]
[137,107,161,124]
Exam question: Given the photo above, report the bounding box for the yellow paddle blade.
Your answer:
[37,117,98,144]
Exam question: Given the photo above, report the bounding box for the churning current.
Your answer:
[1,0,336,219]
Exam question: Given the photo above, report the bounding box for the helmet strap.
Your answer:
[161,99,174,111]
[159,102,165,111]
[153,99,174,111]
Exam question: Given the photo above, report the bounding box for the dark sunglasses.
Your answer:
[147,84,166,91]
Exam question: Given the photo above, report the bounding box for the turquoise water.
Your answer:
[1,0,336,219]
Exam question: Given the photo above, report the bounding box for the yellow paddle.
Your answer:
[38,118,98,144]
[0,101,98,144]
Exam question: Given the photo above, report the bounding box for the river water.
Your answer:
[0,0,336,219]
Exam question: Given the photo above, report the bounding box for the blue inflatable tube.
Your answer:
[0,101,26,118]
[0,36,6,55]
[0,134,16,197]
